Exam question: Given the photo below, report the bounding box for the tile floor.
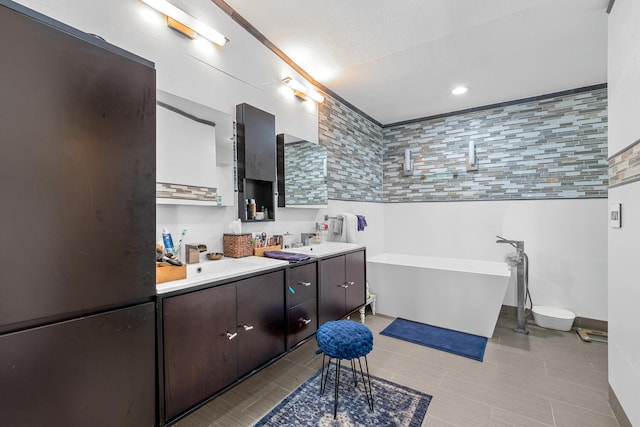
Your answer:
[175,314,616,427]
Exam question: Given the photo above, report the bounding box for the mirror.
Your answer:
[156,90,234,206]
[277,134,328,208]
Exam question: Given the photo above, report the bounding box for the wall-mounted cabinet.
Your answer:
[236,103,276,221]
[156,90,234,206]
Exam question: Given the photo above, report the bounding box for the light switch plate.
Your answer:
[609,203,621,228]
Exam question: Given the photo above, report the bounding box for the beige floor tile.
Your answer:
[439,374,555,425]
[545,362,608,391]
[418,386,491,426]
[490,407,553,426]
[552,399,620,427]
[422,414,463,426]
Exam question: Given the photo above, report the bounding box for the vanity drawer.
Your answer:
[287,299,317,348]
[287,262,317,307]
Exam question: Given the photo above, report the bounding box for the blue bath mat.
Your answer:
[380,318,488,361]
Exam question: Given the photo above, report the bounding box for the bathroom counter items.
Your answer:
[156,243,364,294]
[156,256,288,294]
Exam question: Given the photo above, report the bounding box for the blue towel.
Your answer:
[356,215,367,231]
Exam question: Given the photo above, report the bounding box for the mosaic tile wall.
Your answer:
[382,88,608,202]
[284,140,328,205]
[318,93,384,202]
[156,182,217,202]
[609,138,640,188]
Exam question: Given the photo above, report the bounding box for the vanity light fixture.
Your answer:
[467,140,478,171]
[140,0,229,47]
[282,77,324,103]
[403,148,413,175]
[452,85,468,95]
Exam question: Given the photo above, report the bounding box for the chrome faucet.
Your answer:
[301,233,315,246]
[496,235,524,251]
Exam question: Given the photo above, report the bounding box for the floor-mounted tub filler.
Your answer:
[496,236,530,334]
[366,254,511,338]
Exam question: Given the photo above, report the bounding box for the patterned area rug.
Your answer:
[254,364,431,426]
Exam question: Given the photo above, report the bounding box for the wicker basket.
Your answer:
[223,233,253,258]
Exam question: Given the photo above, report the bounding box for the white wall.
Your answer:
[383,199,608,320]
[608,0,640,424]
[16,0,318,141]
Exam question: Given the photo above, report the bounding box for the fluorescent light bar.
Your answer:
[282,76,324,103]
[140,0,228,47]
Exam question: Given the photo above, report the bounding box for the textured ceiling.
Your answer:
[221,0,609,125]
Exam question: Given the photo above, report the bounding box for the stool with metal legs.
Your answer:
[316,320,374,418]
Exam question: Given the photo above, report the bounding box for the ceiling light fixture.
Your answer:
[282,77,324,103]
[140,0,229,47]
[452,86,468,95]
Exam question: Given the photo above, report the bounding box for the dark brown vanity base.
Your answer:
[157,247,366,426]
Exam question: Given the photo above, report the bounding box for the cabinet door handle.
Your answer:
[346,281,355,286]
[241,324,254,331]
[298,281,312,287]
[337,283,348,288]
[299,317,312,325]
[225,332,238,340]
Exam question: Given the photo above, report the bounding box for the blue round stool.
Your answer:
[316,320,374,418]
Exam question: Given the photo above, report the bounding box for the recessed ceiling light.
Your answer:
[452,86,468,95]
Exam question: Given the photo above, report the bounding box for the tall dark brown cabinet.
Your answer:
[0,2,156,425]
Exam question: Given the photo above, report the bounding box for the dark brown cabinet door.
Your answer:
[0,304,156,427]
[163,284,238,421]
[344,251,366,315]
[237,270,286,377]
[318,255,348,326]
[236,103,276,182]
[318,250,367,326]
[0,4,156,334]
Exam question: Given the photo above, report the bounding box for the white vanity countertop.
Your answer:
[280,242,365,258]
[156,256,289,295]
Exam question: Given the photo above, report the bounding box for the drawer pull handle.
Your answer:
[225,332,238,340]
[242,324,254,331]
[298,281,312,287]
[299,318,312,325]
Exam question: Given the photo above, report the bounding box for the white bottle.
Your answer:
[162,227,175,255]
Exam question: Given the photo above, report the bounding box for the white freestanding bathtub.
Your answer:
[367,253,511,338]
